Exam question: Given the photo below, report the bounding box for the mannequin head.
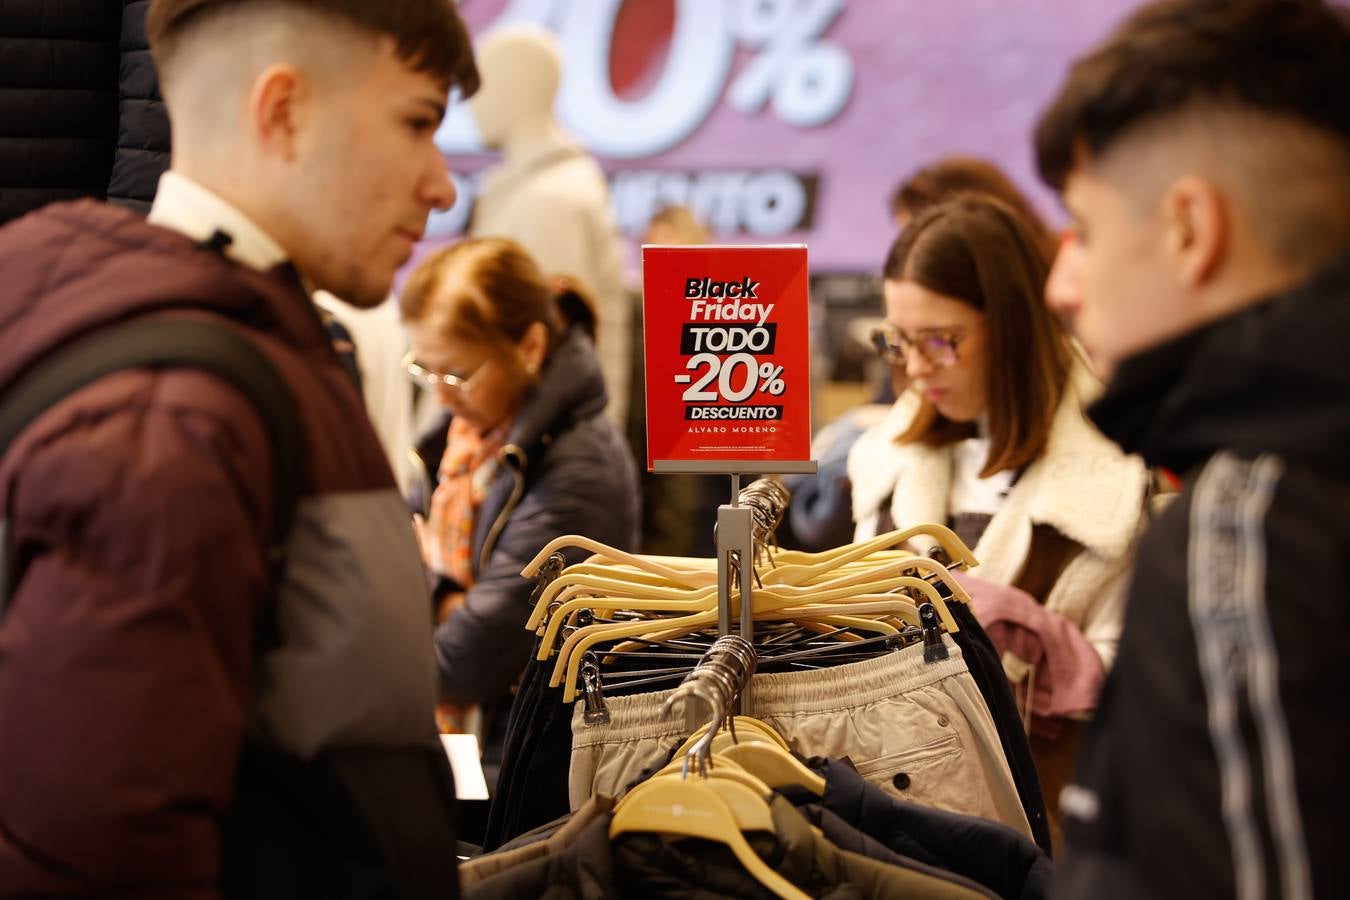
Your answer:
[470,26,561,150]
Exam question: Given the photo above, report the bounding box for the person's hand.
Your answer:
[435,590,465,625]
[436,699,480,735]
[412,512,428,554]
[412,512,441,572]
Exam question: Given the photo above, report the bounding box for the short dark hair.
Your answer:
[889,156,1057,264]
[1035,0,1350,189]
[883,195,1072,476]
[148,0,480,94]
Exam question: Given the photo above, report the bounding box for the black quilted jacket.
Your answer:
[0,0,120,223]
[108,0,169,213]
[0,1,167,224]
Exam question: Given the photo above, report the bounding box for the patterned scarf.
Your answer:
[424,416,509,587]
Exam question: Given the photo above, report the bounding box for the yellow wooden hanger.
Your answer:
[552,598,919,698]
[653,751,772,793]
[670,716,791,755]
[609,774,809,900]
[761,522,977,577]
[524,524,974,633]
[785,555,966,632]
[534,574,937,658]
[719,741,826,797]
[522,524,975,597]
[521,535,710,585]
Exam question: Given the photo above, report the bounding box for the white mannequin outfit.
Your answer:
[468,27,629,425]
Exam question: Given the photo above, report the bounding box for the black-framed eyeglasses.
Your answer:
[401,351,489,393]
[868,323,971,368]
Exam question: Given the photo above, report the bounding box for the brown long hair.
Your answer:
[399,237,597,355]
[883,195,1072,476]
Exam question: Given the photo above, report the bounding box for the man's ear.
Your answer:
[1163,175,1228,288]
[248,63,307,162]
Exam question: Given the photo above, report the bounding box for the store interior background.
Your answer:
[416,0,1143,428]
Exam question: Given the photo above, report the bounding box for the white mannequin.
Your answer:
[469,26,630,426]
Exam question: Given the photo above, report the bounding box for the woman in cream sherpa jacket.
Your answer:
[850,195,1156,849]
[849,362,1149,674]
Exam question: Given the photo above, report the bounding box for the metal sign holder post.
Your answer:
[654,460,816,716]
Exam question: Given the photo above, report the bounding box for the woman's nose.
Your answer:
[905,351,933,379]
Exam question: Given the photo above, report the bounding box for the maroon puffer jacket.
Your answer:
[0,201,450,896]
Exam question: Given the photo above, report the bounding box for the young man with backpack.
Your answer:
[1036,1,1350,896]
[0,1,479,895]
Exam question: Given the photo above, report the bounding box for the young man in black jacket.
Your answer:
[1034,1,1350,897]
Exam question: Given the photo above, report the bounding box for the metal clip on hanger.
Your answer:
[528,551,568,607]
[919,602,949,663]
[580,651,610,725]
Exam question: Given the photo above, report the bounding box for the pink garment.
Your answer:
[952,570,1105,738]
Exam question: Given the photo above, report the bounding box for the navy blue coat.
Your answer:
[423,325,640,708]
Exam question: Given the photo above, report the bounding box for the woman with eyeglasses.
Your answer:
[398,237,639,810]
[848,193,1156,852]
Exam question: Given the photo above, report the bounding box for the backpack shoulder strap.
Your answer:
[0,318,301,617]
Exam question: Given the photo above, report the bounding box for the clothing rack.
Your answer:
[714,478,754,642]
[491,509,1056,865]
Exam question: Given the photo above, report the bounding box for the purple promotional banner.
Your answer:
[426,0,1145,274]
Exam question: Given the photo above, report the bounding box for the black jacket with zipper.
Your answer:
[417,324,640,746]
[1053,254,1350,899]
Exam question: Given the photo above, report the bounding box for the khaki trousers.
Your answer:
[569,637,1031,838]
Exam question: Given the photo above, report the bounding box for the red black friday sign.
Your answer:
[641,245,812,472]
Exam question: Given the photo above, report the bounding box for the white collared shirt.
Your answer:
[148,171,289,272]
